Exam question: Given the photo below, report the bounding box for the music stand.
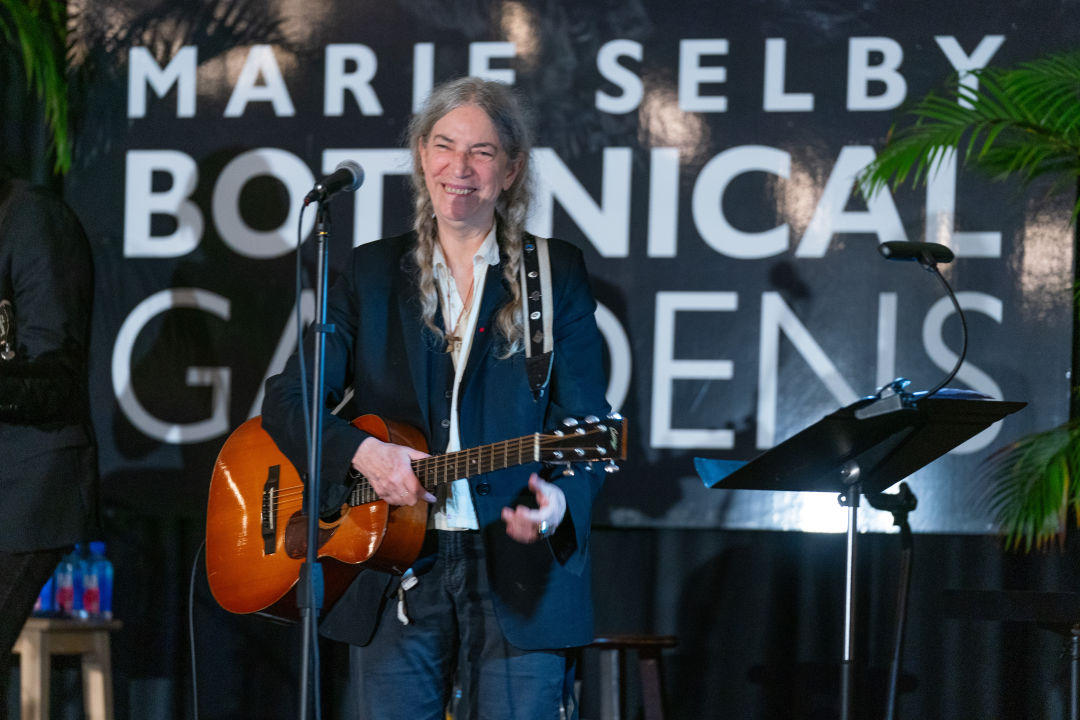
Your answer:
[697,388,1025,720]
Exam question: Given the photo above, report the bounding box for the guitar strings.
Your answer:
[267,436,539,507]
[261,432,612,512]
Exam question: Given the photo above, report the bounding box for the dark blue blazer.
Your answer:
[262,230,610,650]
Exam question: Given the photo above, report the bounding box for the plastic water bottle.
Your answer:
[82,541,114,620]
[81,551,99,619]
[54,545,84,618]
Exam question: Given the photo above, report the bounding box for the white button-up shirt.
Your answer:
[430,226,500,530]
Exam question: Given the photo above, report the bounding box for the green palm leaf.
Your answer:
[859,50,1080,219]
[0,0,71,173]
[861,49,1080,551]
[982,422,1080,551]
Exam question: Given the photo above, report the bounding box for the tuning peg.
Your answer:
[607,412,623,421]
[575,427,586,435]
[562,466,576,477]
[551,450,564,460]
[553,430,565,437]
[604,460,620,474]
[562,417,579,428]
[584,415,599,424]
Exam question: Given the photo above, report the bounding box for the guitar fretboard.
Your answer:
[348,434,540,506]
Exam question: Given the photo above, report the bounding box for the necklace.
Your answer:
[444,273,476,355]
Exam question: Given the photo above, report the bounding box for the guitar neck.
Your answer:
[347,434,539,506]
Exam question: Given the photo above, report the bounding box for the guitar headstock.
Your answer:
[539,413,627,473]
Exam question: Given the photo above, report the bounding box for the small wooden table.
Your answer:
[12,617,122,720]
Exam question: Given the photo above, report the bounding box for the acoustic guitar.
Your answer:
[205,413,626,621]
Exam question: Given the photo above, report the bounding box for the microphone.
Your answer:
[304,160,364,205]
[878,241,954,264]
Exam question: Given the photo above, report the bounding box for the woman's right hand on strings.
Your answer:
[352,436,435,506]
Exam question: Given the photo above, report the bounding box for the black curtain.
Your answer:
[28,523,1068,720]
[586,527,1078,720]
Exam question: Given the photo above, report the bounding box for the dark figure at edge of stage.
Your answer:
[0,171,99,717]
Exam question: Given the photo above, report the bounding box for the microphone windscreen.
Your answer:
[335,160,364,191]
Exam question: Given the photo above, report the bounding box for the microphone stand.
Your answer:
[865,483,917,720]
[835,242,968,720]
[298,199,333,720]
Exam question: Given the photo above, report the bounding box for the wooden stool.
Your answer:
[12,617,122,720]
[587,634,677,720]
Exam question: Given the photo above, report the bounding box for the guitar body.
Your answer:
[205,415,429,620]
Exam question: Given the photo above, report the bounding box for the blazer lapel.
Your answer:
[396,246,434,434]
[461,259,509,392]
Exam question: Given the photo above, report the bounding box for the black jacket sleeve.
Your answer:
[0,181,93,427]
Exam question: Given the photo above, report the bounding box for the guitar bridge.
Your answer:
[261,465,280,555]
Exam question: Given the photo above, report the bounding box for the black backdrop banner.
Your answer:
[65,0,1077,532]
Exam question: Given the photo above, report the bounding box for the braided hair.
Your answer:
[406,77,534,356]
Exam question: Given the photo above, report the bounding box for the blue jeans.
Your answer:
[348,530,576,720]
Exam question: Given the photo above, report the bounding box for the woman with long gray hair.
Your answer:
[263,76,611,719]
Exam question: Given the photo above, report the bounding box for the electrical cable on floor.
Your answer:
[189,540,205,720]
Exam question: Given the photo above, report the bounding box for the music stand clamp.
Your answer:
[695,387,1025,720]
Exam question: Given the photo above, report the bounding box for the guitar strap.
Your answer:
[520,236,553,400]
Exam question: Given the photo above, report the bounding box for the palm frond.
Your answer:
[1006,54,1080,135]
[981,422,1080,551]
[858,50,1080,553]
[0,0,71,173]
[858,50,1080,220]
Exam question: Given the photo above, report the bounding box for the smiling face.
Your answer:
[419,103,522,237]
